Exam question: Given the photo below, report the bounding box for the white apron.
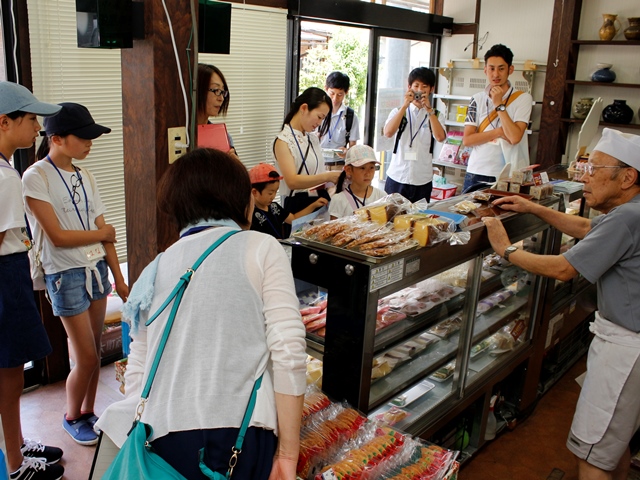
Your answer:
[570,312,640,444]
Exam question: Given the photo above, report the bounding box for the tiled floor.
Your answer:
[19,364,123,480]
[19,356,639,480]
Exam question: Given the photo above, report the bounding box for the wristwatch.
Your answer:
[503,245,518,261]
[495,104,506,112]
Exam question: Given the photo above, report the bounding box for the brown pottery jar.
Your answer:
[624,17,640,41]
[599,13,621,41]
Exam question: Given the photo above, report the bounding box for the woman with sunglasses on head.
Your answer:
[197,63,239,159]
[22,102,129,447]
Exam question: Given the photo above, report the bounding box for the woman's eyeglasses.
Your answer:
[208,88,229,98]
[584,163,626,176]
[70,173,83,205]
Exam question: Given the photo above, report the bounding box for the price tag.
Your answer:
[321,469,339,480]
[370,259,404,292]
[540,172,550,184]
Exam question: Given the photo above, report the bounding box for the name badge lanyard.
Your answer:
[347,185,369,209]
[46,155,90,230]
[408,108,428,149]
[486,87,513,129]
[289,125,319,177]
[327,111,343,141]
[0,152,16,172]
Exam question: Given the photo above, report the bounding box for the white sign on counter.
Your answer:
[370,259,404,292]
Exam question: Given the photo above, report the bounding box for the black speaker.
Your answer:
[76,0,133,48]
[199,0,231,55]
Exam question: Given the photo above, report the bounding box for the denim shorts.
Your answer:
[45,260,112,317]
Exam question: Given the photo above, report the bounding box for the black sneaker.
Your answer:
[9,456,64,480]
[21,438,63,465]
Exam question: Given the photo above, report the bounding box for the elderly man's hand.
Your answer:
[482,216,511,257]
[491,195,535,213]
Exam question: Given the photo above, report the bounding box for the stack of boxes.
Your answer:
[495,167,555,200]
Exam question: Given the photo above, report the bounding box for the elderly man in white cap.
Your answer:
[482,128,640,480]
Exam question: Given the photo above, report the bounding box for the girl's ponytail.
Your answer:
[334,170,347,194]
[36,136,51,160]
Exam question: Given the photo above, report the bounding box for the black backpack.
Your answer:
[344,107,355,147]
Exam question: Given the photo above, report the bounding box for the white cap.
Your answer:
[593,128,640,171]
[345,144,380,167]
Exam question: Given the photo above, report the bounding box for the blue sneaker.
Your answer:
[81,411,101,434]
[62,415,98,445]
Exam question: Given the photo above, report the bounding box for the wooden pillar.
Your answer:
[121,0,195,283]
[536,0,582,169]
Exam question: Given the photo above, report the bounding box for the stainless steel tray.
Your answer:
[290,233,418,264]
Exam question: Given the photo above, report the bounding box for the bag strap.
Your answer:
[139,229,241,400]
[393,115,408,154]
[478,90,524,133]
[198,375,264,480]
[344,107,354,146]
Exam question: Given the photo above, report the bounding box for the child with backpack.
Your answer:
[382,67,446,203]
[319,71,360,170]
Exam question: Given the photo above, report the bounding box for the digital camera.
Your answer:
[413,91,423,100]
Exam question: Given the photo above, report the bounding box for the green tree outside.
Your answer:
[299,27,369,113]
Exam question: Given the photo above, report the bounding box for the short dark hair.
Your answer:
[252,170,282,193]
[408,67,436,87]
[326,71,350,91]
[197,64,230,119]
[157,148,251,231]
[283,87,333,137]
[484,44,514,66]
[6,111,27,120]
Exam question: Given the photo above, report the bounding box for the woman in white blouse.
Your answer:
[274,87,341,214]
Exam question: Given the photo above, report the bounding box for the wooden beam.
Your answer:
[122,0,195,283]
[452,23,476,36]
[536,0,583,169]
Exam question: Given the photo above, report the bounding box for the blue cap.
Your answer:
[43,103,111,140]
[0,81,61,116]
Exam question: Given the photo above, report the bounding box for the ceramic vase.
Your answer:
[624,17,640,41]
[599,13,621,41]
[573,98,594,120]
[602,100,634,124]
[591,63,616,83]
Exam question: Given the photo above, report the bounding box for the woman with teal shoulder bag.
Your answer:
[98,148,307,479]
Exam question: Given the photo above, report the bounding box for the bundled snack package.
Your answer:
[451,199,481,214]
[306,357,324,387]
[354,193,412,225]
[476,286,516,316]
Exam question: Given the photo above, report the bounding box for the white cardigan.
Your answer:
[97,227,307,447]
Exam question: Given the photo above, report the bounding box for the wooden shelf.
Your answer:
[560,118,640,130]
[572,40,640,46]
[566,80,640,89]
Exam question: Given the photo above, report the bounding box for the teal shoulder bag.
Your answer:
[103,230,263,480]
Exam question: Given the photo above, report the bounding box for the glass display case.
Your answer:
[289,195,559,437]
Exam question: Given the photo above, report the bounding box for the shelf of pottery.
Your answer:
[565,13,640,131]
[433,59,546,172]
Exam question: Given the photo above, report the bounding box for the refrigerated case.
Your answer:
[289,195,559,443]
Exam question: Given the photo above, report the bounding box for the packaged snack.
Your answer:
[354,193,412,225]
[470,190,492,202]
[429,361,455,382]
[427,315,462,339]
[375,406,410,426]
[451,200,480,214]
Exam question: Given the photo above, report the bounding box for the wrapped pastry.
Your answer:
[354,193,411,224]
[451,200,480,214]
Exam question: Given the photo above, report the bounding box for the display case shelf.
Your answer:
[571,40,640,46]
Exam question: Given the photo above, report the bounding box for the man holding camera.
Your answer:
[462,44,533,192]
[383,67,446,203]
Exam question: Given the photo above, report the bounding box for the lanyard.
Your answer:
[486,87,513,129]
[289,125,318,176]
[347,185,368,209]
[46,156,90,230]
[327,111,343,140]
[408,107,428,148]
[0,152,15,172]
[264,214,283,239]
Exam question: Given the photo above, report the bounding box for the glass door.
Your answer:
[370,33,435,185]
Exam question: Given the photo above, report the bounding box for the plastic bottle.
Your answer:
[485,395,497,441]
